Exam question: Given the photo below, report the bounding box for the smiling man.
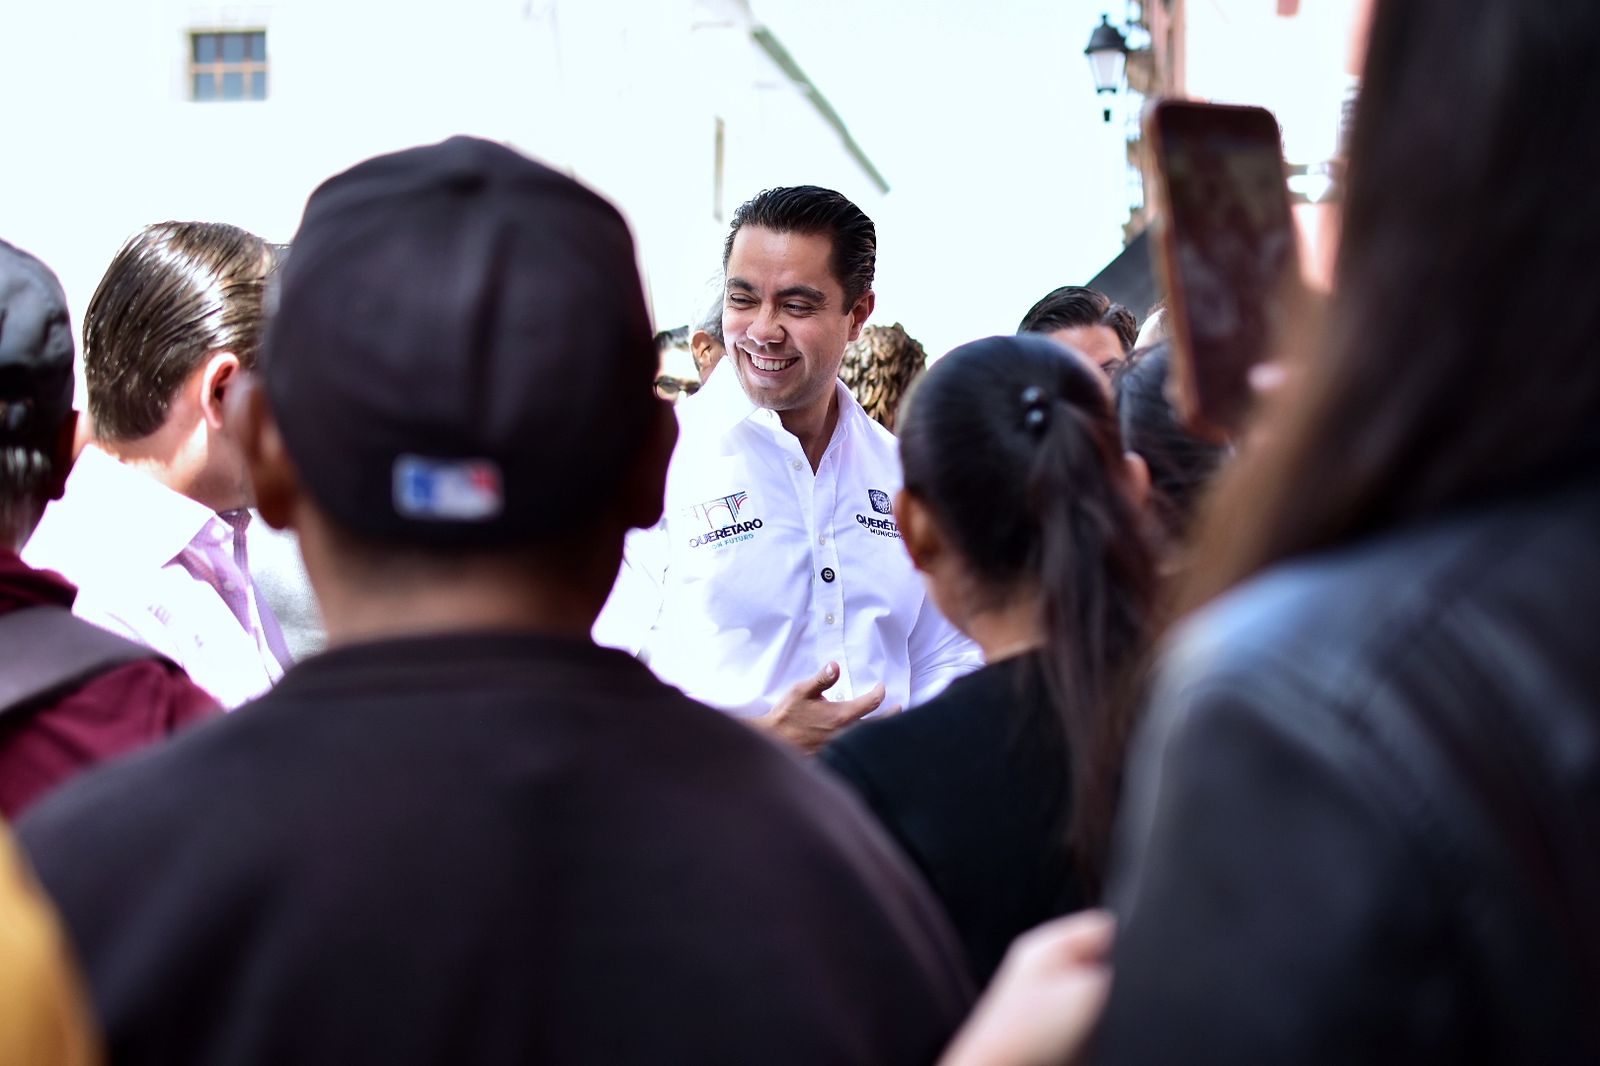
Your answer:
[596,186,979,751]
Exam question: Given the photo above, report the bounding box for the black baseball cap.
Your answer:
[0,240,74,444]
[263,136,658,547]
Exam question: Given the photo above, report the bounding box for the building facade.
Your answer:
[0,0,888,356]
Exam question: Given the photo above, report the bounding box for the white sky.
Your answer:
[0,0,1141,366]
[750,0,1138,355]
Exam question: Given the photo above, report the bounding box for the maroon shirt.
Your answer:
[0,549,218,818]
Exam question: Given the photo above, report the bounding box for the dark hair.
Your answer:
[84,221,272,441]
[1180,0,1600,610]
[898,334,1157,889]
[653,326,690,352]
[0,443,56,546]
[1113,342,1228,546]
[723,186,876,307]
[840,323,927,433]
[1017,285,1137,354]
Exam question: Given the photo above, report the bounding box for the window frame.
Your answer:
[189,30,268,102]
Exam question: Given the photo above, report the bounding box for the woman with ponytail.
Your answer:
[819,333,1156,986]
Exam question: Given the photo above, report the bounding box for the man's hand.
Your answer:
[753,662,893,754]
[939,910,1115,1066]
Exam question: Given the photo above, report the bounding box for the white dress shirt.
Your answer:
[595,367,981,716]
[24,445,293,709]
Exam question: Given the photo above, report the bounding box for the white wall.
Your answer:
[1,0,1133,371]
[0,0,887,346]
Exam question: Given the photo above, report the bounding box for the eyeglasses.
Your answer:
[654,376,701,399]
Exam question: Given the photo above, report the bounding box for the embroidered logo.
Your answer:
[855,488,901,539]
[393,455,504,521]
[683,490,763,549]
[685,491,750,530]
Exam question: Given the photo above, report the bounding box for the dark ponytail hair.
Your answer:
[898,334,1157,891]
[1113,342,1228,549]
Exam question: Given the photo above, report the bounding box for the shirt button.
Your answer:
[791,459,803,470]
[820,567,836,583]
[825,613,836,625]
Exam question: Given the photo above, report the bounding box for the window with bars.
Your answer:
[190,31,267,102]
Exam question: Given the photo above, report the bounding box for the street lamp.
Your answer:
[1084,14,1129,121]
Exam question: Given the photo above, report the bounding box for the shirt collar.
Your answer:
[684,360,760,434]
[684,363,860,451]
[57,445,236,569]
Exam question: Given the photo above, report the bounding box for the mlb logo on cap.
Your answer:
[394,455,504,521]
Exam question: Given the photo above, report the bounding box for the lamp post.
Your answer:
[1084,14,1129,123]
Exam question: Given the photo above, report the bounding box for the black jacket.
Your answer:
[1096,476,1600,1064]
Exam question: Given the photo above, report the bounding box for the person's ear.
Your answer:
[198,351,242,431]
[689,330,720,380]
[1123,450,1151,511]
[893,488,943,574]
[616,400,679,531]
[845,290,876,343]
[44,411,79,502]
[236,374,300,531]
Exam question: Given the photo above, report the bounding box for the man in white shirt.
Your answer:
[597,186,980,751]
[26,222,291,708]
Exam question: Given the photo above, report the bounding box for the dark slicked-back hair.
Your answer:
[84,221,272,441]
[723,186,876,307]
[1018,286,1137,354]
[653,326,690,352]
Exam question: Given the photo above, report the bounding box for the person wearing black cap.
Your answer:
[0,239,216,819]
[17,138,972,1066]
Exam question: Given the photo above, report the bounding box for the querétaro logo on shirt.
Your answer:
[684,491,764,549]
[857,488,900,539]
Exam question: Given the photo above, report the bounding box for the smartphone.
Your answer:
[1144,100,1297,439]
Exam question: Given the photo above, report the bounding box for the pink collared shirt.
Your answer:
[24,445,293,709]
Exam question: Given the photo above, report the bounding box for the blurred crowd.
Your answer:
[3,0,1599,1063]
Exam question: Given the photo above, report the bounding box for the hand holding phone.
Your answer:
[1145,101,1298,440]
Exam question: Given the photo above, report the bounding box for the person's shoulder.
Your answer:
[72,657,221,730]
[820,664,1010,794]
[16,708,230,893]
[1140,490,1600,824]
[841,391,901,455]
[1168,486,1600,702]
